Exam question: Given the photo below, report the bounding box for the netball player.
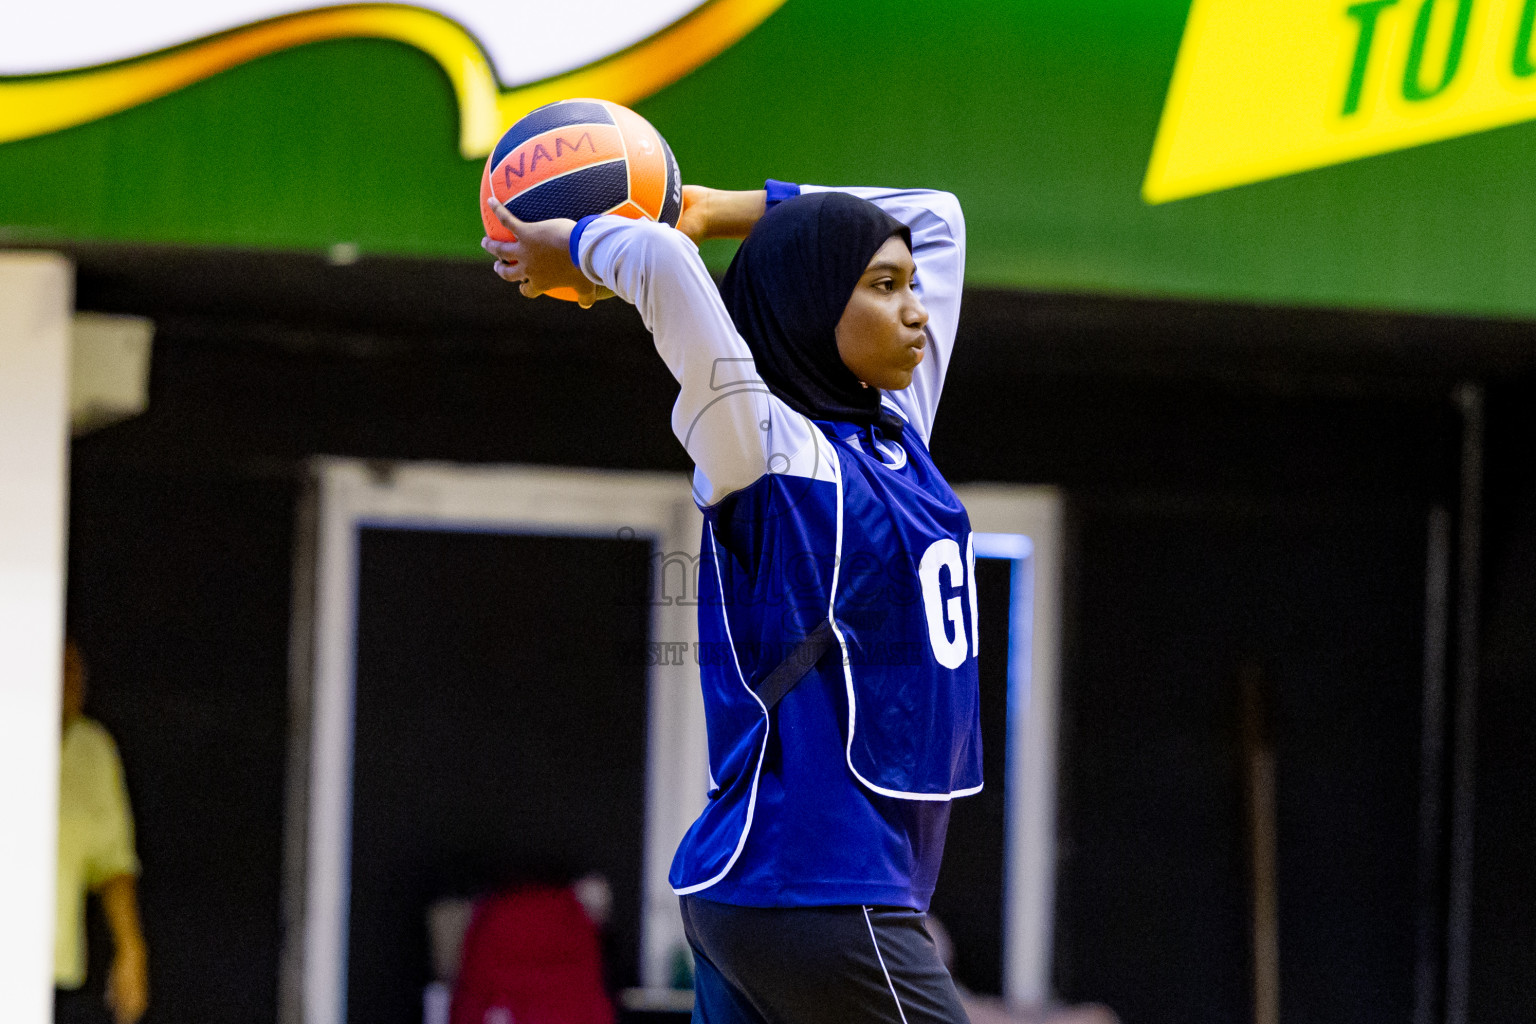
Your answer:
[485,178,975,1023]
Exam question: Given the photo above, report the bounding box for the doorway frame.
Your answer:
[962,485,1065,1005]
[281,459,706,1024]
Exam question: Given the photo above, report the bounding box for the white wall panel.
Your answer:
[0,252,73,1024]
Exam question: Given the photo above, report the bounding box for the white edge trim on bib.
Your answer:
[671,519,771,896]
[832,441,984,802]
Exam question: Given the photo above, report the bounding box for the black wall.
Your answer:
[1467,383,1536,1024]
[348,530,652,1022]
[64,245,1536,1024]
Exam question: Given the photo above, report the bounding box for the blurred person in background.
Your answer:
[55,640,149,1024]
[445,868,615,1024]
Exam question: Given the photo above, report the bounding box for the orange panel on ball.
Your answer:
[479,171,507,240]
[607,102,667,221]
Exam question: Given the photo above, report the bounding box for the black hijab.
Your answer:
[719,191,911,439]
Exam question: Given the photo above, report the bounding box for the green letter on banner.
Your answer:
[1514,0,1536,76]
[1402,0,1475,101]
[1344,0,1401,114]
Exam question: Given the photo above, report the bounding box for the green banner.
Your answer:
[5,0,1536,320]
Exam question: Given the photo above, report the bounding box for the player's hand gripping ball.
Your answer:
[480,98,683,302]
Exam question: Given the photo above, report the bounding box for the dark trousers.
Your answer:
[680,896,970,1024]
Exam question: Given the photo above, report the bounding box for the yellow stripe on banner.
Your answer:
[1144,0,1536,203]
[0,0,786,158]
[490,0,786,137]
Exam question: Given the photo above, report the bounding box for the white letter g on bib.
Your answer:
[919,538,969,669]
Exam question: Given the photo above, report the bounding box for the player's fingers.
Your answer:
[481,235,516,260]
[492,259,522,283]
[486,197,528,235]
[519,280,546,299]
[486,243,520,266]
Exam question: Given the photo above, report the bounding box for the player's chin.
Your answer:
[889,350,924,390]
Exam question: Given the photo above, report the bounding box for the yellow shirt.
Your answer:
[55,717,139,989]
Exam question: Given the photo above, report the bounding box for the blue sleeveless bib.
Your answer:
[670,418,982,908]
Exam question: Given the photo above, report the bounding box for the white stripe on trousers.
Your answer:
[863,906,911,1024]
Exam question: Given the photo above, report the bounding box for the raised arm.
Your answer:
[483,200,826,507]
[795,184,966,444]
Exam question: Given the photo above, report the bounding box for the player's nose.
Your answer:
[904,294,929,330]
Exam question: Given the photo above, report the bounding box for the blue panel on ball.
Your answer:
[659,137,682,228]
[507,160,630,222]
[491,101,616,173]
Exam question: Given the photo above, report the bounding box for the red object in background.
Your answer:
[450,885,616,1024]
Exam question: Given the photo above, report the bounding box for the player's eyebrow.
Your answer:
[863,261,909,275]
